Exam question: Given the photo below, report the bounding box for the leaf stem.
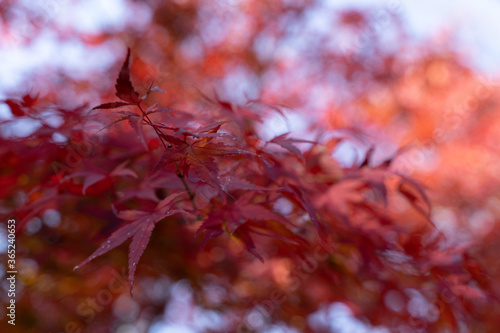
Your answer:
[137,104,197,210]
[174,160,197,210]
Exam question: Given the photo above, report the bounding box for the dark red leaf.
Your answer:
[92,102,132,110]
[150,143,189,176]
[189,155,222,190]
[159,134,187,146]
[221,176,269,191]
[4,99,24,116]
[270,133,316,161]
[128,114,148,151]
[82,173,107,195]
[233,227,264,262]
[115,48,140,104]
[196,142,258,157]
[196,215,224,249]
[398,179,431,216]
[110,160,138,179]
[75,196,183,295]
[196,121,228,134]
[74,216,146,271]
[127,218,155,296]
[285,183,325,236]
[21,93,38,108]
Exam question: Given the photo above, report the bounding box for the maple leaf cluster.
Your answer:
[2,47,497,332]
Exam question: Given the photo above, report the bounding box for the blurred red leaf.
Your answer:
[115,48,140,104]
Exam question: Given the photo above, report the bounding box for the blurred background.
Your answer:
[1,0,500,332]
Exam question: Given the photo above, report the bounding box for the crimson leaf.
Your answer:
[115,48,140,104]
[92,102,133,110]
[74,192,185,295]
[269,133,316,161]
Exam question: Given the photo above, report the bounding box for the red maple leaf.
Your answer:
[115,48,140,104]
[74,192,187,295]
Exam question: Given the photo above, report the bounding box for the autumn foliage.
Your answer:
[2,1,500,333]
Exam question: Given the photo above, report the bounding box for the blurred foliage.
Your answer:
[1,1,500,333]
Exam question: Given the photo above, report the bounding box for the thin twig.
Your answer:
[137,104,198,210]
